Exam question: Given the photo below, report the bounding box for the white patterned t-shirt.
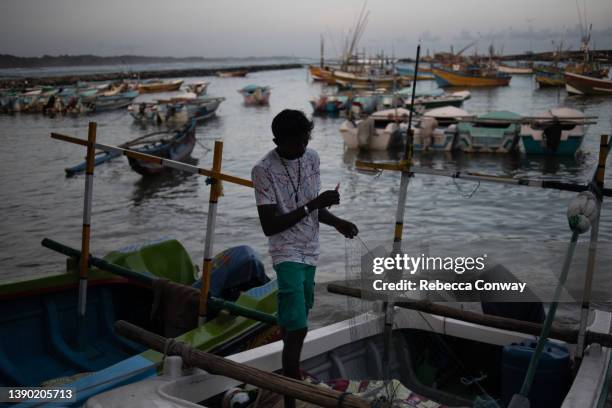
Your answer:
[252,148,320,266]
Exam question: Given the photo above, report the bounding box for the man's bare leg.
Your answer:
[281,328,307,408]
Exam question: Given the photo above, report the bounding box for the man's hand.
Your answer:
[309,190,340,209]
[334,219,359,239]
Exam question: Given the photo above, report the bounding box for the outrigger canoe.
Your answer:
[0,238,278,407]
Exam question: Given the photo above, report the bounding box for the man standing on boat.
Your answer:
[252,109,358,407]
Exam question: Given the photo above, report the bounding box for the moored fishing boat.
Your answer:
[497,63,533,75]
[339,107,410,150]
[88,90,139,112]
[238,85,271,106]
[130,96,225,126]
[413,106,472,151]
[138,79,184,94]
[456,110,522,153]
[398,88,471,111]
[564,72,612,96]
[0,238,277,408]
[520,107,590,156]
[126,121,197,175]
[333,70,409,90]
[309,94,349,115]
[185,81,209,96]
[308,65,336,84]
[216,70,248,78]
[534,65,565,87]
[432,66,511,87]
[395,65,436,80]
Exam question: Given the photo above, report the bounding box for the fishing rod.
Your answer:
[355,160,612,197]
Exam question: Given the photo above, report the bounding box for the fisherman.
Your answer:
[252,109,358,408]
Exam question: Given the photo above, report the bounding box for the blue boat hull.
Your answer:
[521,136,583,156]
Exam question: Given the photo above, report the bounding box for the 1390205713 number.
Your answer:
[0,387,76,402]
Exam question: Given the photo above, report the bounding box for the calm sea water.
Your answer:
[1,66,611,329]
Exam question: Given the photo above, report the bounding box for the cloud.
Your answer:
[453,30,475,42]
[420,31,441,43]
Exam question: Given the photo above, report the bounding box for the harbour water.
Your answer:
[1,66,611,329]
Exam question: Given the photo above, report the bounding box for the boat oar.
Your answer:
[114,320,370,408]
[41,238,277,326]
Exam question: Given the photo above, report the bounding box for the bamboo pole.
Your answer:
[355,161,612,196]
[114,320,370,408]
[199,141,224,324]
[41,238,277,326]
[326,283,612,348]
[77,122,97,321]
[575,134,609,362]
[50,132,253,188]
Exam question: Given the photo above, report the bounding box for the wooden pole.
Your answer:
[199,141,224,324]
[78,122,97,320]
[114,321,371,408]
[326,283,612,348]
[576,134,609,362]
[382,44,421,378]
[50,132,253,188]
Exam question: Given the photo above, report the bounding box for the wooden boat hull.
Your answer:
[333,70,409,90]
[432,67,511,87]
[238,86,271,106]
[497,64,533,75]
[216,70,248,78]
[138,80,184,94]
[308,65,336,84]
[564,72,612,96]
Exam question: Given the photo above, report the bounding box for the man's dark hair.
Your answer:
[271,109,313,142]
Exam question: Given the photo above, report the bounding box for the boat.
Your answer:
[126,121,198,175]
[130,96,225,126]
[86,281,612,408]
[88,90,139,112]
[456,110,522,153]
[520,107,590,156]
[333,70,409,90]
[497,63,533,75]
[137,79,184,94]
[238,85,271,106]
[395,65,436,80]
[308,65,336,84]
[413,106,473,151]
[0,238,278,408]
[216,70,248,78]
[350,93,380,116]
[534,65,565,87]
[398,88,471,111]
[564,72,612,96]
[432,65,511,87]
[185,82,209,96]
[339,108,410,150]
[309,94,350,115]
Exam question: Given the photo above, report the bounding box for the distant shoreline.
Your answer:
[0,63,304,88]
[0,54,302,69]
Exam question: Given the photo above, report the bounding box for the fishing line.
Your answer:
[453,178,481,198]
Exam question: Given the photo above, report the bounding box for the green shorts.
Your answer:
[274,261,316,332]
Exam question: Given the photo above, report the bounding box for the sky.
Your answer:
[0,0,611,58]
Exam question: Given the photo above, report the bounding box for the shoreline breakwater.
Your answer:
[0,63,304,88]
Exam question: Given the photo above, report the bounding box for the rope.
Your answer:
[337,391,350,407]
[162,338,176,361]
[452,178,481,198]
